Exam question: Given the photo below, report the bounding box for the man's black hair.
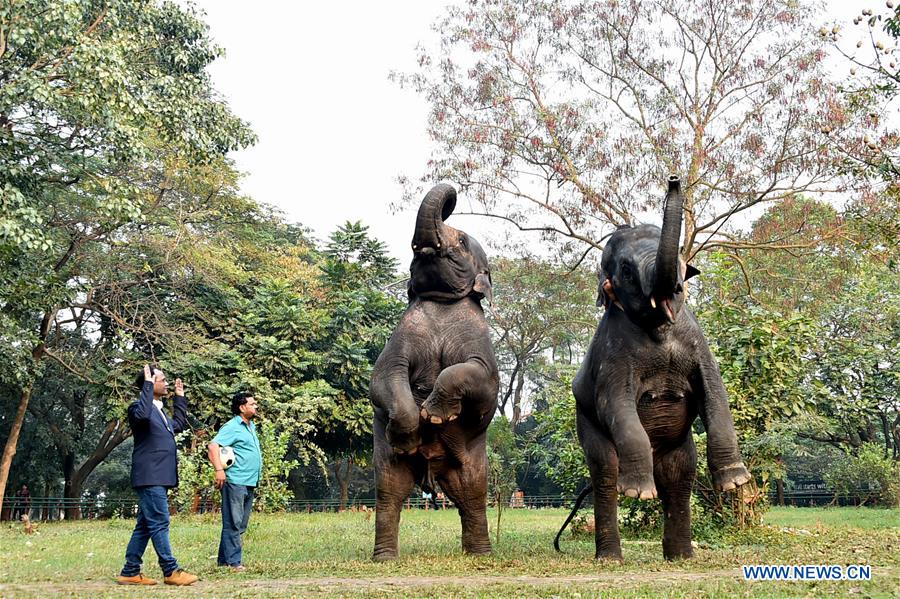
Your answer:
[134,364,161,390]
[232,391,254,416]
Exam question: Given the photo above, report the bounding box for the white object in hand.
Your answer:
[219,446,236,469]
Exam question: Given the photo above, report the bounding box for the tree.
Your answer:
[804,258,899,459]
[25,360,130,519]
[529,364,587,494]
[486,416,525,543]
[828,4,900,181]
[0,0,254,507]
[488,256,595,427]
[314,222,403,509]
[689,192,898,513]
[397,0,865,264]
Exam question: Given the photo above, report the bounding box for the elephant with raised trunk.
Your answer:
[370,183,499,561]
[561,175,751,561]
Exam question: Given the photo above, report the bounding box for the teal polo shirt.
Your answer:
[212,416,262,487]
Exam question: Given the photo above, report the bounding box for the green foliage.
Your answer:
[694,432,769,530]
[0,0,254,254]
[824,443,900,507]
[487,416,525,502]
[489,257,596,422]
[0,0,256,504]
[529,365,588,495]
[172,419,298,513]
[696,291,817,452]
[487,416,526,542]
[692,196,899,470]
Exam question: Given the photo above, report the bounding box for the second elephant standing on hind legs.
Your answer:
[369,183,499,561]
[559,175,751,562]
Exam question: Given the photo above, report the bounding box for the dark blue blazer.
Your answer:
[128,381,188,488]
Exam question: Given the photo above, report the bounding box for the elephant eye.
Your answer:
[620,264,633,282]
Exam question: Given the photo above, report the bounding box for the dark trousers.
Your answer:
[218,482,255,566]
[121,486,179,576]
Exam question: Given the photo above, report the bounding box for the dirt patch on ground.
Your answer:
[0,569,740,595]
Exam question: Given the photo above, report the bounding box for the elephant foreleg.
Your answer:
[372,420,416,561]
[577,412,623,561]
[421,361,496,425]
[696,356,751,492]
[654,437,697,560]
[371,364,421,454]
[437,435,491,555]
[600,371,656,500]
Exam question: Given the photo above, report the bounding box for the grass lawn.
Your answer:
[1,506,897,597]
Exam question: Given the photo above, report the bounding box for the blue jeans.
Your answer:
[218,482,255,566]
[121,486,179,576]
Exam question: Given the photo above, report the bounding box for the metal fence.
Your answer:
[1,489,884,521]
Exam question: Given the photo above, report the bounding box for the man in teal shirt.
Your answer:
[208,392,262,570]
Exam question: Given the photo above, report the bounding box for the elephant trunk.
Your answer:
[412,184,457,253]
[652,175,684,301]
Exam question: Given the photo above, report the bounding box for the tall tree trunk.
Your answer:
[66,420,130,520]
[62,451,80,520]
[775,479,784,506]
[42,480,52,521]
[335,457,352,511]
[879,411,892,458]
[511,368,525,429]
[0,386,32,513]
[0,310,54,510]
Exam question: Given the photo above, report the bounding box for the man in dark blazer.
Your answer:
[117,364,198,586]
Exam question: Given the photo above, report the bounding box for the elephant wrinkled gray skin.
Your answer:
[370,184,499,561]
[563,176,751,561]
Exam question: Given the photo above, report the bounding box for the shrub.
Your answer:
[824,443,900,507]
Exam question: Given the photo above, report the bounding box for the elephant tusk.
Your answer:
[650,297,657,309]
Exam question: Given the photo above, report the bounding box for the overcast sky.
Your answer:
[193,1,459,262]
[192,1,860,264]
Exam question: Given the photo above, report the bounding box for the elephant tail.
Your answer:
[554,483,593,553]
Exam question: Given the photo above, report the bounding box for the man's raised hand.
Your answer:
[175,378,184,397]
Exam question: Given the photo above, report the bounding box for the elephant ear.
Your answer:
[685,264,700,281]
[406,278,417,303]
[595,269,610,308]
[473,272,493,305]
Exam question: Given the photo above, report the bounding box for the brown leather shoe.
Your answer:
[117,573,157,585]
[164,569,198,586]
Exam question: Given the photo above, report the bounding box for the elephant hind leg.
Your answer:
[437,437,491,555]
[653,436,697,560]
[373,423,416,561]
[577,412,622,561]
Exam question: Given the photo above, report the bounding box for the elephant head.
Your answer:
[598,175,699,328]
[409,184,492,304]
